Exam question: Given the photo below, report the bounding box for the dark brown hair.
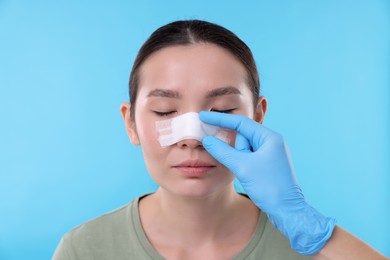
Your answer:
[129,19,260,119]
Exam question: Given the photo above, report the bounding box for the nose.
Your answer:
[176,138,204,149]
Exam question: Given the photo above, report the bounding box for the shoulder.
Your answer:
[68,202,131,241]
[245,213,312,260]
[53,199,138,260]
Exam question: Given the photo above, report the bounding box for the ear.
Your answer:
[254,96,268,124]
[120,102,140,146]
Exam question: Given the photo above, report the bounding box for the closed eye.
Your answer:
[153,109,235,117]
[153,111,176,117]
[211,109,236,114]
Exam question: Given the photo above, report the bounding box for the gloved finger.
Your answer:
[234,132,252,152]
[200,111,274,150]
[202,135,243,174]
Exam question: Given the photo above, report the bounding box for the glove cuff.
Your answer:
[292,213,336,255]
[267,204,337,256]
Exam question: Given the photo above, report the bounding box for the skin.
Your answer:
[120,43,388,259]
[121,43,266,259]
[313,227,388,259]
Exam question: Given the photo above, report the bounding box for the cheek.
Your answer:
[136,118,167,173]
[138,122,160,148]
[134,110,160,148]
[228,130,237,147]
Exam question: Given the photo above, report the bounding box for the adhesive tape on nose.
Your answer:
[155,112,230,147]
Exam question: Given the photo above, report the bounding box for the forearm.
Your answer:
[313,226,388,260]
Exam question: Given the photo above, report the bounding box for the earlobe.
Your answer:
[254,96,268,124]
[120,102,140,146]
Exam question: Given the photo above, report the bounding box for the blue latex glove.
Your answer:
[199,111,336,256]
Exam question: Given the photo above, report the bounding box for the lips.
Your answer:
[172,160,216,177]
[173,159,216,167]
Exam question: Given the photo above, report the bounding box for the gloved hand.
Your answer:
[199,111,336,256]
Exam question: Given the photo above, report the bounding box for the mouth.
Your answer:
[172,160,216,177]
[173,159,216,167]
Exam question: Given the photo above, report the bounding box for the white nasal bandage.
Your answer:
[155,112,230,147]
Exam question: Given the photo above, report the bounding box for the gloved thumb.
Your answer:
[202,135,242,174]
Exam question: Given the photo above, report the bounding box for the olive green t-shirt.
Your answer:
[53,195,311,260]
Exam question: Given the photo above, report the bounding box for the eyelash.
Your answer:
[212,109,235,114]
[153,111,176,116]
[153,109,235,117]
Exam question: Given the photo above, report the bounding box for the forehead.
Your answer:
[137,43,249,95]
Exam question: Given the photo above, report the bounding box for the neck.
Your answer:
[159,186,238,225]
[139,186,254,246]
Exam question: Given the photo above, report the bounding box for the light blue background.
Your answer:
[0,1,389,259]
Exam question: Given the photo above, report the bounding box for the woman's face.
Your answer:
[122,43,266,198]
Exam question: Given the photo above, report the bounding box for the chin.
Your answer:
[159,178,234,199]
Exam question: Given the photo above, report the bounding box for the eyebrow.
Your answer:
[147,86,241,99]
[147,89,182,99]
[206,86,241,98]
